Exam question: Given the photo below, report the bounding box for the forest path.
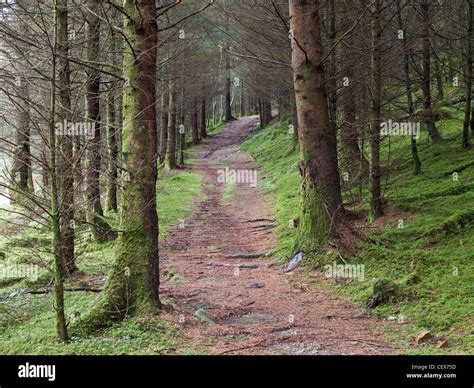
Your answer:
[160,117,398,355]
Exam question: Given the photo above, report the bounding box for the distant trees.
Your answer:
[7,0,33,203]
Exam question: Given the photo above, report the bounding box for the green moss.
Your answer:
[298,182,331,259]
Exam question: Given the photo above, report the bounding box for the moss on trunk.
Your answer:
[289,0,344,258]
[76,0,160,332]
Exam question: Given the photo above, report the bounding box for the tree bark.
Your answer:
[51,0,68,342]
[105,27,120,213]
[191,97,200,144]
[328,0,338,136]
[105,88,118,212]
[78,0,160,330]
[370,0,384,218]
[464,0,473,148]
[85,0,114,242]
[420,0,441,142]
[159,90,168,164]
[289,0,344,254]
[397,0,422,174]
[56,0,76,274]
[167,77,178,169]
[179,62,185,166]
[200,98,207,139]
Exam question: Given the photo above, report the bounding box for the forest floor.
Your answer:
[159,117,399,355]
[1,114,471,355]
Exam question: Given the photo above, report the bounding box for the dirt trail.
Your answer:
[160,117,398,355]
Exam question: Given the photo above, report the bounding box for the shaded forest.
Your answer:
[0,0,472,357]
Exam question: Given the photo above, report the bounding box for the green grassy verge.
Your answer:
[0,170,205,355]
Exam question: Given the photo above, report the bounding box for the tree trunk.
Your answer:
[200,98,207,139]
[78,0,160,330]
[464,0,473,148]
[434,54,444,101]
[85,0,114,242]
[290,90,299,142]
[105,89,118,212]
[50,0,68,342]
[224,35,235,122]
[191,98,199,144]
[420,0,441,142]
[159,90,168,164]
[56,0,76,274]
[289,0,344,254]
[370,0,384,218]
[179,64,185,166]
[263,98,272,128]
[239,81,244,117]
[167,77,178,169]
[105,27,120,213]
[328,0,338,136]
[341,57,369,180]
[10,0,33,202]
[397,0,422,174]
[11,75,32,200]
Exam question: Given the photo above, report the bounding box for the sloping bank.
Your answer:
[242,117,474,355]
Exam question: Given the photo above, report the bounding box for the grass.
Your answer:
[242,113,474,355]
[242,117,300,263]
[223,182,237,203]
[0,168,205,355]
[157,171,206,239]
[0,293,181,355]
[207,121,226,137]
